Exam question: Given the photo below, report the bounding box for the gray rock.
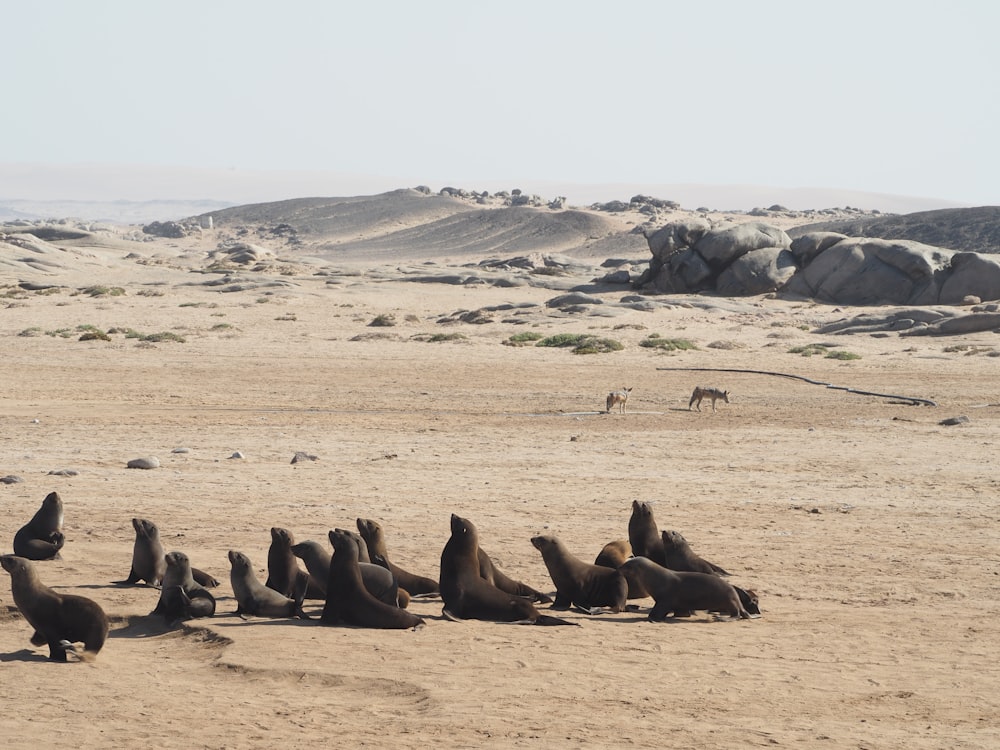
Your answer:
[127,456,160,470]
[693,222,791,269]
[653,247,714,293]
[938,415,970,426]
[716,247,798,296]
[939,252,1000,305]
[291,451,319,464]
[546,292,604,309]
[1,475,24,484]
[789,232,847,266]
[47,469,79,476]
[645,219,712,259]
[900,312,1000,336]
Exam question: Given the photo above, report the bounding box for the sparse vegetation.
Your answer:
[79,285,126,297]
[18,327,43,337]
[78,330,111,341]
[275,314,297,321]
[943,344,995,356]
[139,331,186,343]
[789,343,860,360]
[503,331,545,346]
[210,323,235,331]
[536,333,623,354]
[369,313,397,327]
[639,334,698,351]
[414,332,468,343]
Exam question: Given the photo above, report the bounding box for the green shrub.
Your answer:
[503,331,545,346]
[572,337,623,355]
[139,331,186,343]
[80,285,126,297]
[536,333,591,348]
[640,334,698,351]
[369,313,396,327]
[825,350,861,360]
[18,327,43,337]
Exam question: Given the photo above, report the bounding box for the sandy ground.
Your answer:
[1,231,999,749]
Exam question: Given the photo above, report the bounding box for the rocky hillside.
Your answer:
[789,206,1000,255]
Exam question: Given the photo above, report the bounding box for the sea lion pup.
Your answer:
[531,535,627,613]
[152,551,216,620]
[117,518,219,588]
[321,530,424,630]
[661,530,731,576]
[439,514,574,626]
[291,539,404,607]
[265,527,325,600]
[228,550,308,619]
[628,500,666,566]
[477,547,552,604]
[594,539,648,599]
[1,554,109,662]
[618,557,755,621]
[357,517,440,596]
[13,491,65,561]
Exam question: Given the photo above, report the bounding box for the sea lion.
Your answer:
[265,527,325,600]
[594,539,648,599]
[291,539,403,607]
[618,557,755,621]
[335,528,411,608]
[118,518,219,588]
[357,517,440,596]
[228,550,308,619]
[439,514,574,625]
[661,530,731,576]
[477,547,552,604]
[152,551,216,620]
[1,554,109,661]
[531,535,627,613]
[321,530,424,629]
[12,491,65,561]
[628,500,666,566]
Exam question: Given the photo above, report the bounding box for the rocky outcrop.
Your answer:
[639,218,1000,306]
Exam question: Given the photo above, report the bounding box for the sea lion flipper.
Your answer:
[531,615,579,627]
[30,630,46,646]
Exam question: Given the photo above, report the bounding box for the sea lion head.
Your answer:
[270,527,293,546]
[530,535,556,552]
[661,530,686,550]
[356,518,380,538]
[228,550,251,572]
[164,551,190,570]
[1,554,30,576]
[328,529,359,563]
[290,540,322,561]
[132,518,159,540]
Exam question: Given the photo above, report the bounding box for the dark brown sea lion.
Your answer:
[627,500,665,566]
[530,535,627,613]
[1,554,109,661]
[12,491,65,561]
[118,518,218,588]
[439,514,574,625]
[477,547,552,603]
[321,530,425,629]
[152,551,216,620]
[594,539,648,599]
[618,557,755,621]
[335,528,411,608]
[357,517,440,596]
[265,527,325,599]
[291,539,403,607]
[661,530,731,576]
[228,550,308,619]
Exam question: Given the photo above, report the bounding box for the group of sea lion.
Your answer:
[1,492,761,662]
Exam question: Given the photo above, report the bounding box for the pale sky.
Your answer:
[3,1,998,207]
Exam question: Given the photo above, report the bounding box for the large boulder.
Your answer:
[652,247,714,293]
[782,238,953,305]
[789,232,847,266]
[716,247,798,296]
[939,253,1000,304]
[645,218,711,260]
[693,222,791,269]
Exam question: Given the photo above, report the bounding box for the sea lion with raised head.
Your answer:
[265,527,325,600]
[118,518,219,588]
[291,539,404,607]
[13,491,65,561]
[594,539,648,599]
[619,557,755,621]
[321,530,424,629]
[357,517,440,596]
[228,550,308,619]
[1,554,109,661]
[439,514,574,626]
[152,551,216,620]
[661,529,731,576]
[531,535,627,613]
[628,500,666,566]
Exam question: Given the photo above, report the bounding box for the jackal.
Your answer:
[688,386,729,412]
[606,387,632,414]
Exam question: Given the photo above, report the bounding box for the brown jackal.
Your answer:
[606,387,632,414]
[688,386,729,412]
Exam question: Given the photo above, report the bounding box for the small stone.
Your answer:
[229,451,245,460]
[1,475,24,484]
[291,451,319,464]
[47,469,79,476]
[938,415,970,426]
[127,456,160,470]
[171,447,191,454]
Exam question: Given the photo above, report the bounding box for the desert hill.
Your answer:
[790,205,1000,254]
